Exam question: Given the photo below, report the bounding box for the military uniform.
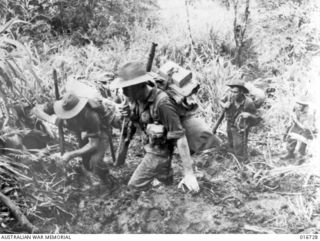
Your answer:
[127,87,220,189]
[220,81,260,162]
[283,101,316,158]
[111,61,220,193]
[43,97,121,185]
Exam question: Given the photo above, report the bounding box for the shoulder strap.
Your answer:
[150,90,168,121]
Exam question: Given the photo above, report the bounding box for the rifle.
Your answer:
[114,42,158,166]
[114,119,136,166]
[106,126,116,164]
[212,110,225,134]
[53,69,65,155]
[146,42,158,72]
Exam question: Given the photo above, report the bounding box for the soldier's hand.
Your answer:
[178,173,200,193]
[119,104,130,118]
[224,101,232,109]
[31,106,41,118]
[81,131,88,139]
[238,112,251,119]
[61,152,73,163]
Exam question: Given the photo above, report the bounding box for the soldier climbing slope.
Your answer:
[33,92,122,193]
[110,61,221,194]
[220,80,262,163]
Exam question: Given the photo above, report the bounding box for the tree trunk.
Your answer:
[0,192,39,233]
[232,0,250,67]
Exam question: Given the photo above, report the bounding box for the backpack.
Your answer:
[65,78,119,128]
[233,83,266,131]
[244,82,266,109]
[149,61,200,118]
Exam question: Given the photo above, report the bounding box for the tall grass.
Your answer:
[1,0,319,233]
[32,0,320,136]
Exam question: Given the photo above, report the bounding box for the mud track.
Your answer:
[44,136,320,234]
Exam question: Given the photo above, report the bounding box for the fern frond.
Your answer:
[0,18,30,35]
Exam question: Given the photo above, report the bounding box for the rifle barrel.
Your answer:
[213,110,225,134]
[146,42,158,72]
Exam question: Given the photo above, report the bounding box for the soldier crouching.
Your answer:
[282,97,316,160]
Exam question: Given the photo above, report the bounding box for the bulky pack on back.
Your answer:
[149,61,200,118]
[66,77,120,129]
[87,98,120,131]
[244,82,266,109]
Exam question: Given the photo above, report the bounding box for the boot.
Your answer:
[281,151,295,160]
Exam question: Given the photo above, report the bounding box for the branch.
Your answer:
[0,192,39,233]
[232,0,240,47]
[244,224,275,234]
[233,0,238,29]
[185,0,196,57]
[232,0,251,67]
[241,0,250,39]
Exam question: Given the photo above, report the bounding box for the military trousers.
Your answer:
[128,150,173,190]
[227,122,249,162]
[81,131,112,184]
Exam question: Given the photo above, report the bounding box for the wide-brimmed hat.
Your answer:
[227,80,249,93]
[110,62,155,89]
[54,93,88,119]
[296,97,310,106]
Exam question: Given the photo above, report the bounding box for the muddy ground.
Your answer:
[2,130,320,234]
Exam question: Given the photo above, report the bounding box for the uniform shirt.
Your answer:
[289,105,316,140]
[291,106,316,130]
[43,99,121,137]
[131,87,185,140]
[221,93,257,126]
[43,102,102,138]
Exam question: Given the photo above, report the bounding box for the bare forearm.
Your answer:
[111,114,123,130]
[176,135,194,175]
[32,106,57,125]
[3,117,9,126]
[68,139,98,159]
[220,101,229,109]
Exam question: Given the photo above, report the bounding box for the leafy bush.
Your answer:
[3,0,159,46]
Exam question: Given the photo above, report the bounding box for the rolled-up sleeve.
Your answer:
[101,99,122,129]
[157,98,185,140]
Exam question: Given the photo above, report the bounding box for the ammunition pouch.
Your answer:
[144,143,170,157]
[146,123,166,146]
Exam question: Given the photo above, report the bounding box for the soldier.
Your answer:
[0,97,53,152]
[32,92,122,191]
[220,80,261,163]
[281,97,316,159]
[110,61,221,193]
